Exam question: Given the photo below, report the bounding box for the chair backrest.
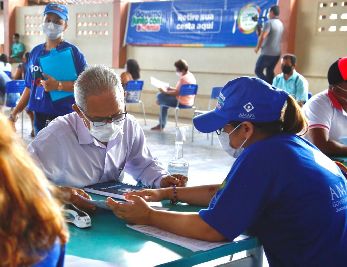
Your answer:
[208,87,223,110]
[5,80,25,94]
[5,80,25,107]
[211,87,222,99]
[4,71,12,79]
[125,80,144,91]
[179,84,198,96]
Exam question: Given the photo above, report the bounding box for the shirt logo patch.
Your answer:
[243,102,254,113]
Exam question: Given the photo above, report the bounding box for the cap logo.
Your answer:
[243,102,254,112]
[216,92,225,110]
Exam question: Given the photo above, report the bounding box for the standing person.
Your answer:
[120,58,141,88]
[10,33,25,63]
[12,52,35,137]
[272,54,309,106]
[151,59,196,131]
[254,5,284,84]
[303,57,347,156]
[9,3,87,135]
[0,112,68,267]
[108,77,347,267]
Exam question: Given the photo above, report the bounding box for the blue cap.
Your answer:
[193,77,289,133]
[44,3,69,21]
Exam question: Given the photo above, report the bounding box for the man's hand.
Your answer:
[254,47,260,54]
[41,73,59,92]
[160,174,188,188]
[59,186,96,213]
[158,87,168,93]
[107,195,153,225]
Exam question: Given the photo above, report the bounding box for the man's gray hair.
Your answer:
[74,65,124,111]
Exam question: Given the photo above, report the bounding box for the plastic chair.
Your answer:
[162,84,198,137]
[192,86,222,144]
[3,80,25,137]
[4,71,12,79]
[125,80,146,125]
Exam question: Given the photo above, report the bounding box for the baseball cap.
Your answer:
[44,3,69,21]
[327,57,347,85]
[193,77,289,133]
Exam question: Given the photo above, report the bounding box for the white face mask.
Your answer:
[42,22,64,40]
[217,124,248,158]
[176,71,182,77]
[89,121,123,143]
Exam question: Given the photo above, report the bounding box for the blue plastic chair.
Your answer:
[3,80,25,137]
[4,71,12,79]
[172,84,198,129]
[192,86,223,144]
[125,80,146,125]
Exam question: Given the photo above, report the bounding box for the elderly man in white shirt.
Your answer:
[28,65,186,210]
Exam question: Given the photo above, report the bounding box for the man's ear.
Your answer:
[72,104,83,118]
[63,21,68,31]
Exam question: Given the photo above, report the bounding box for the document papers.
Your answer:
[127,224,230,252]
[150,76,169,89]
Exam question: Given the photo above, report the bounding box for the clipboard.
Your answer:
[39,47,77,101]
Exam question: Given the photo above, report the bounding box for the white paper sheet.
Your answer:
[150,76,169,89]
[65,255,117,267]
[127,224,230,252]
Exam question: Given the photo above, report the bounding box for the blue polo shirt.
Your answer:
[200,134,347,267]
[33,242,65,267]
[25,41,87,116]
[272,70,308,102]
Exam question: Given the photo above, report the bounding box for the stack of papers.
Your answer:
[150,76,169,89]
[127,224,230,252]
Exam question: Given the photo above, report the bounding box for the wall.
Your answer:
[294,0,347,93]
[0,11,4,47]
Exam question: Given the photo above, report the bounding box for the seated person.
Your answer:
[0,54,12,73]
[28,65,186,210]
[0,69,11,101]
[272,53,309,106]
[303,57,347,156]
[10,33,25,63]
[151,59,196,131]
[0,112,67,267]
[13,52,35,137]
[108,77,347,267]
[120,58,141,88]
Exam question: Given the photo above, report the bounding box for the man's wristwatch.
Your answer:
[57,81,63,91]
[9,113,18,122]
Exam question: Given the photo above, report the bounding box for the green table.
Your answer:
[66,195,262,267]
[331,156,347,166]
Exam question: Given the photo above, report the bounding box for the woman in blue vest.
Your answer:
[9,3,87,134]
[108,77,347,267]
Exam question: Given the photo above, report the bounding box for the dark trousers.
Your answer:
[34,112,58,135]
[255,54,280,84]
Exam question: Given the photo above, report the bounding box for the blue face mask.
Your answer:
[217,124,248,158]
[42,22,64,40]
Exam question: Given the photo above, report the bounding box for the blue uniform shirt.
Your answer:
[33,242,65,267]
[200,134,347,267]
[25,41,87,116]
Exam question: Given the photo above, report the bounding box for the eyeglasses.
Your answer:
[79,106,127,127]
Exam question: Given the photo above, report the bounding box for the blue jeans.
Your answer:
[156,93,190,128]
[34,112,58,135]
[255,54,280,84]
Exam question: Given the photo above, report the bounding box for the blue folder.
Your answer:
[39,47,77,101]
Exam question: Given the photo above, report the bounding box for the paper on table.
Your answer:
[150,76,169,89]
[127,224,230,252]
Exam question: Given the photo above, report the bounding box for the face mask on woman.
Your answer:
[42,22,64,40]
[89,120,124,143]
[217,124,248,158]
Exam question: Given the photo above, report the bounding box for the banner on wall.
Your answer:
[125,0,278,47]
